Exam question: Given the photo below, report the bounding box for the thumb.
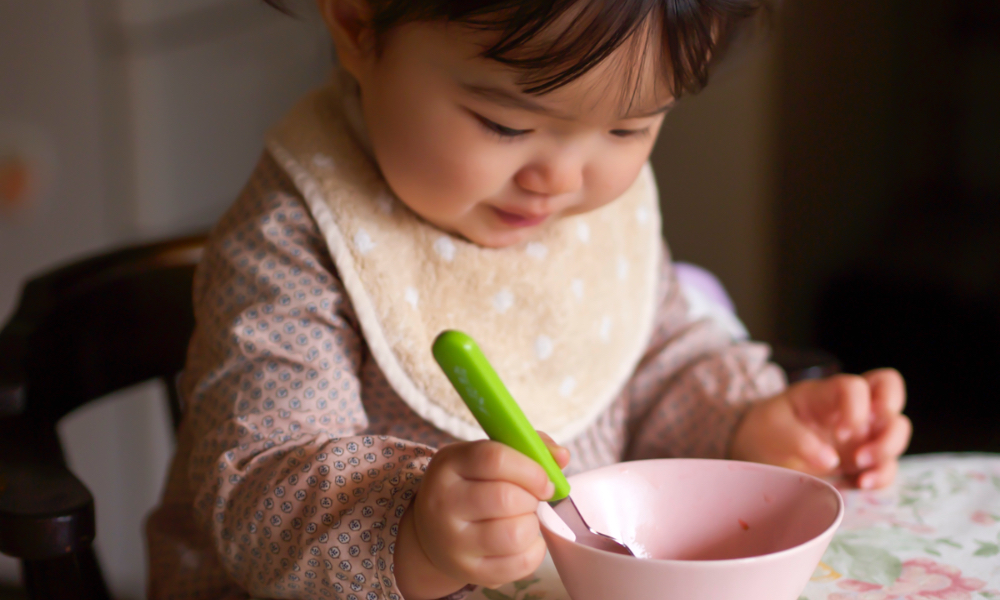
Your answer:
[786,425,841,475]
[734,395,839,475]
[537,430,571,469]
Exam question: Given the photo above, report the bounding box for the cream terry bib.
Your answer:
[266,84,662,444]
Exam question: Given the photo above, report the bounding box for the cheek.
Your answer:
[365,89,510,213]
[583,146,651,210]
[581,118,663,207]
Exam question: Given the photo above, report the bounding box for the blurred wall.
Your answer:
[772,0,899,345]
[774,0,1000,345]
[651,39,778,340]
[0,0,111,326]
[0,1,329,597]
[0,0,113,584]
[774,0,1000,452]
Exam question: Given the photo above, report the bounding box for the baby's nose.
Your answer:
[515,160,583,197]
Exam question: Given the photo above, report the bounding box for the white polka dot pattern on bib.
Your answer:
[636,206,649,224]
[354,228,376,254]
[493,288,514,314]
[599,315,613,342]
[404,287,419,308]
[617,256,630,280]
[534,335,554,360]
[525,242,548,260]
[433,236,456,261]
[559,376,577,397]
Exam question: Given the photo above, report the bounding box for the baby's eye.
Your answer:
[475,114,532,138]
[610,127,651,138]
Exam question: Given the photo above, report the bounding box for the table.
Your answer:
[468,454,1000,600]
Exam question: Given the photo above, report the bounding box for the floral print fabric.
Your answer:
[813,454,1000,600]
[145,153,786,600]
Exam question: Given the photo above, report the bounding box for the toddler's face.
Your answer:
[345,21,672,248]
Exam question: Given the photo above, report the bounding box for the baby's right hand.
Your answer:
[395,434,569,599]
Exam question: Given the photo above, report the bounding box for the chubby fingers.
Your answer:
[784,416,842,474]
[468,536,548,589]
[862,368,907,429]
[856,458,900,490]
[461,480,545,521]
[791,375,873,442]
[451,440,555,501]
[472,513,543,556]
[431,506,547,588]
[730,395,840,474]
[537,430,571,469]
[760,394,841,472]
[852,413,912,488]
[435,441,552,587]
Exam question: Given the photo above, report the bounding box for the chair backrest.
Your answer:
[0,234,205,600]
[0,234,205,428]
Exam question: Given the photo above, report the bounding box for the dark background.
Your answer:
[774,0,1000,453]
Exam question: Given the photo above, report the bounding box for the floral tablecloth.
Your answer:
[469,454,1000,600]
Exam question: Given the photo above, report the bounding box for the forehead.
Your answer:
[407,20,674,120]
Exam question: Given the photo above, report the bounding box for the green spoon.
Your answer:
[432,330,636,556]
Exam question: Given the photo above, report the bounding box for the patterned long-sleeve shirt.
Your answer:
[145,153,786,600]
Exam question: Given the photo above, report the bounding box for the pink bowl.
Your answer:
[538,459,843,600]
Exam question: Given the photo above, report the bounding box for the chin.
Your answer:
[467,227,530,249]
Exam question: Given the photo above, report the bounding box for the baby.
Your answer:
[146,1,912,599]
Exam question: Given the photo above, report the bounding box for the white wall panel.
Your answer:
[124,15,329,235]
[115,0,233,26]
[1,2,330,597]
[651,41,778,339]
[0,0,110,585]
[0,0,109,321]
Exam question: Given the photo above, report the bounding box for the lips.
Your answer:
[492,207,550,228]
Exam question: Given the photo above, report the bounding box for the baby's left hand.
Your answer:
[729,369,912,489]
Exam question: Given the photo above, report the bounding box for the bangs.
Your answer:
[269,0,765,97]
[468,0,664,100]
[376,0,763,97]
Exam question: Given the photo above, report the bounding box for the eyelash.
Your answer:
[475,115,532,139]
[473,113,651,140]
[610,128,651,138]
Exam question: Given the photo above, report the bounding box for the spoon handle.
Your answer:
[432,330,571,501]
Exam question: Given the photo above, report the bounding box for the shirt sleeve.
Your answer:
[623,243,787,461]
[177,154,443,600]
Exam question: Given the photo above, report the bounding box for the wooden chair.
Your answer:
[0,234,205,600]
[0,235,837,599]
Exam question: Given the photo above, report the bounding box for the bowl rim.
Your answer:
[538,458,845,567]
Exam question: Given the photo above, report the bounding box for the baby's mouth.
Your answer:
[492,207,550,228]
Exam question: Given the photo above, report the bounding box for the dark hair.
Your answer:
[265,0,766,99]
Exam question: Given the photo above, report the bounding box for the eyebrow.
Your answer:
[460,82,674,121]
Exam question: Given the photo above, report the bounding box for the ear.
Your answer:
[316,0,375,79]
